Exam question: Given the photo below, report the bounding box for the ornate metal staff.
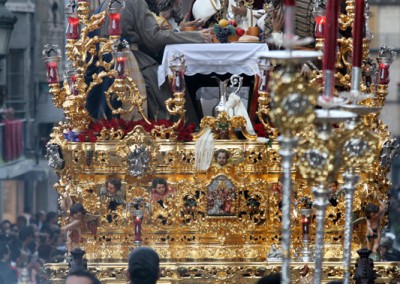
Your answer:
[261,50,321,283]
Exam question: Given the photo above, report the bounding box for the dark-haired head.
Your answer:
[256,273,281,284]
[152,177,167,189]
[65,268,101,284]
[70,203,87,216]
[365,203,379,219]
[128,247,160,284]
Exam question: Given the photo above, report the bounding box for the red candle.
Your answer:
[46,62,59,84]
[115,57,127,78]
[66,16,80,40]
[314,15,326,38]
[352,0,365,68]
[378,62,390,84]
[284,0,295,6]
[109,12,122,36]
[323,0,340,71]
[134,216,143,242]
[302,216,310,236]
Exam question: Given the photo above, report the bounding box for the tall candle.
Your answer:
[352,0,365,68]
[323,0,340,71]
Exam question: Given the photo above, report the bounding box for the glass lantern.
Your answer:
[42,44,62,84]
[168,53,186,94]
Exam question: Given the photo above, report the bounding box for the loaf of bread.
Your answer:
[238,35,260,42]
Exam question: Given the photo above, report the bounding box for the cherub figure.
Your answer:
[100,177,126,209]
[214,149,230,167]
[150,177,175,205]
[61,203,99,255]
[61,203,86,254]
[365,200,386,254]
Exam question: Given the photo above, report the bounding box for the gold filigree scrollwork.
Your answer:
[104,77,150,124]
[193,111,256,141]
[256,91,278,139]
[151,91,186,140]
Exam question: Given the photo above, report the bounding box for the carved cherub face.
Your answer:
[107,182,118,195]
[154,183,167,195]
[216,151,228,166]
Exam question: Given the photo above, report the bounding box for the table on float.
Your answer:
[158,43,269,118]
[158,43,269,86]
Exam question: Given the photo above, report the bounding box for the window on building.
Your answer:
[6,49,27,119]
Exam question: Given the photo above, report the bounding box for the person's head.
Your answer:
[256,273,281,284]
[16,215,28,228]
[128,247,160,284]
[214,149,229,166]
[106,177,122,195]
[158,0,183,23]
[45,211,58,225]
[365,203,379,219]
[145,0,159,13]
[65,269,101,284]
[0,220,11,234]
[10,224,19,236]
[0,242,10,261]
[36,210,46,223]
[152,178,168,196]
[379,243,389,256]
[70,203,87,218]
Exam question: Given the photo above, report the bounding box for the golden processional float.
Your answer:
[42,0,400,282]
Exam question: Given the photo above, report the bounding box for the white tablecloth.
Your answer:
[157,43,269,86]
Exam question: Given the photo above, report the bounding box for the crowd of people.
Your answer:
[0,209,65,284]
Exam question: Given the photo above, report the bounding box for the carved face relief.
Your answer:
[128,145,150,176]
[45,144,65,170]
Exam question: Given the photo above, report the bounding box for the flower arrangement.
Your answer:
[64,118,197,143]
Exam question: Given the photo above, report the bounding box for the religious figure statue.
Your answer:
[100,177,126,208]
[214,149,230,167]
[61,203,99,255]
[149,177,175,205]
[128,145,150,177]
[364,200,386,254]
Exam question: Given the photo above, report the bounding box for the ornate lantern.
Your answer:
[42,44,62,84]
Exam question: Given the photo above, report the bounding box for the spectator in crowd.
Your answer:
[0,242,18,284]
[16,215,28,230]
[35,211,46,231]
[65,269,101,284]
[127,247,160,284]
[22,206,33,225]
[256,273,281,284]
